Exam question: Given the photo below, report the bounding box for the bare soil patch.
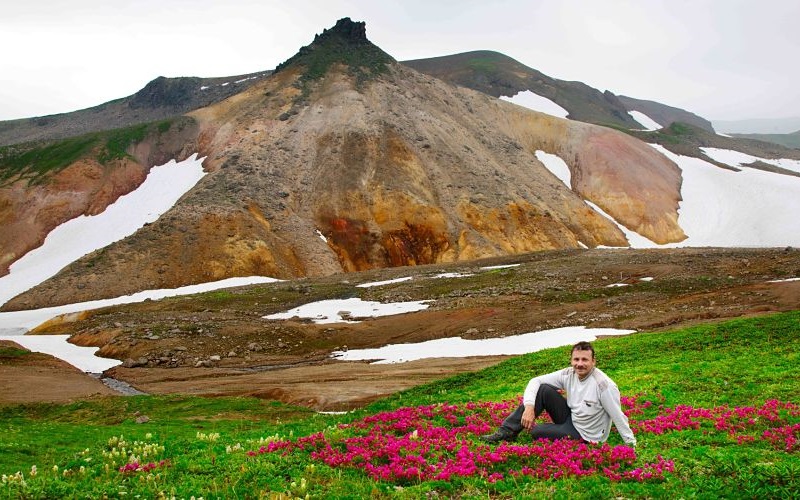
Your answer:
[5,248,800,410]
[0,340,116,405]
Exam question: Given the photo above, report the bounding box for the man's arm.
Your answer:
[522,368,566,406]
[600,384,637,446]
[520,370,565,430]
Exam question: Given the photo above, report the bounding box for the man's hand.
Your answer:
[521,405,536,430]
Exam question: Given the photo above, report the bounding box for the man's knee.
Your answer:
[536,384,570,423]
[539,384,561,396]
[535,384,563,405]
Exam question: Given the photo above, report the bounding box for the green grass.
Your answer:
[0,347,28,359]
[1,311,798,498]
[466,57,500,74]
[0,119,176,186]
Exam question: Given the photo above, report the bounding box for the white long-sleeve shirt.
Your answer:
[522,366,636,446]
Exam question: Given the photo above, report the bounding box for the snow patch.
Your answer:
[583,201,657,248]
[500,90,569,119]
[481,264,520,270]
[263,298,431,324]
[701,147,800,174]
[0,154,207,307]
[628,110,661,131]
[331,326,635,364]
[0,334,120,373]
[357,277,413,288]
[650,144,800,247]
[535,150,572,188]
[0,276,280,333]
[433,272,474,279]
[0,276,280,370]
[768,277,800,283]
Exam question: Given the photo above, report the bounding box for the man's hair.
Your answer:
[571,341,595,359]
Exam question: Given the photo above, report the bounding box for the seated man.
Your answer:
[481,341,637,447]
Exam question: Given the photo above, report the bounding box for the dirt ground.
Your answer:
[0,340,117,404]
[3,248,800,409]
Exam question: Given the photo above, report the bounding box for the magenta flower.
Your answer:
[246,395,798,485]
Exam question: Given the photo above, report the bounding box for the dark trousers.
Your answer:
[500,384,584,441]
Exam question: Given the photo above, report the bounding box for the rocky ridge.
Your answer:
[1,18,777,312]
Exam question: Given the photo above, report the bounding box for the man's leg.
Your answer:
[530,384,583,441]
[480,402,524,442]
[534,384,570,423]
[482,384,569,443]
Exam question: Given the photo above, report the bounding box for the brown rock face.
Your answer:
[3,58,684,309]
[568,126,685,244]
[0,158,148,275]
[0,119,200,278]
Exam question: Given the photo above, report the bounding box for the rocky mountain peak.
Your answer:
[273,18,394,81]
[314,17,368,44]
[129,76,201,109]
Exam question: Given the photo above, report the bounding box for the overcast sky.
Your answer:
[1,0,797,122]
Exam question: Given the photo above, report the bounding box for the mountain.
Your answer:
[729,130,800,150]
[713,116,800,134]
[615,95,715,133]
[0,72,268,147]
[402,50,640,129]
[1,18,799,311]
[399,51,800,162]
[0,18,691,309]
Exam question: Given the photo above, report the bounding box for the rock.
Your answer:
[464,328,479,335]
[124,356,150,368]
[247,342,263,352]
[227,351,238,358]
[135,415,150,424]
[209,355,221,362]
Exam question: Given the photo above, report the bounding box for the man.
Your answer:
[481,341,637,447]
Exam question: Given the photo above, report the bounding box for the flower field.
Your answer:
[1,311,798,498]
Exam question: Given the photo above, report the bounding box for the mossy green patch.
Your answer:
[0,346,28,359]
[0,119,177,187]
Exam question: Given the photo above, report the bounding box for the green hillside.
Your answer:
[732,130,800,150]
[1,311,798,498]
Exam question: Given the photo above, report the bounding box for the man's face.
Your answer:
[571,348,596,379]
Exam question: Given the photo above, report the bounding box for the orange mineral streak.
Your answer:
[320,189,453,271]
[458,200,576,254]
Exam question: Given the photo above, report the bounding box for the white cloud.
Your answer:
[1,1,798,121]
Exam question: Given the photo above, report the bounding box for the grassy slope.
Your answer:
[0,118,185,187]
[0,311,798,498]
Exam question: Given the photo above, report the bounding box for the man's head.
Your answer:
[570,341,596,379]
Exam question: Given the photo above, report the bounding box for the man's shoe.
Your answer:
[480,428,517,443]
